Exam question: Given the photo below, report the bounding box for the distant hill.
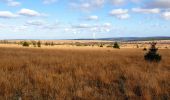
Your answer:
[75,36,170,41]
[1,36,170,41]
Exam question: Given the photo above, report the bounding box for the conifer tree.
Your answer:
[144,42,161,62]
[113,42,120,49]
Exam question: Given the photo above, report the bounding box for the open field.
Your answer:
[0,47,169,99]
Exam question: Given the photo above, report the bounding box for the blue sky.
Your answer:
[0,0,170,39]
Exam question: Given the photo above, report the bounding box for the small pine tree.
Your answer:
[144,42,161,62]
[113,42,120,49]
[22,41,29,47]
[37,41,41,47]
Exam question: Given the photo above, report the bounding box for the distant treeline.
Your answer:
[0,40,18,44]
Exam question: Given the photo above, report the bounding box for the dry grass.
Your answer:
[0,47,169,100]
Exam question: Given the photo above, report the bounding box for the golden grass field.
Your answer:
[0,46,169,100]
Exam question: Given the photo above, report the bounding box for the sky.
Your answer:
[0,0,170,39]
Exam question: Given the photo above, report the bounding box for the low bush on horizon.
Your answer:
[22,41,30,47]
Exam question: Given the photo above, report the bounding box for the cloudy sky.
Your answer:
[0,0,170,39]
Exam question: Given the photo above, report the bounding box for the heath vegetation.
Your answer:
[0,47,169,99]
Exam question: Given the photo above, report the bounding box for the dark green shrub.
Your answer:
[45,42,50,46]
[32,41,37,47]
[107,45,113,48]
[144,42,161,62]
[165,47,168,49]
[113,42,120,49]
[143,48,147,51]
[22,41,29,47]
[51,42,54,46]
[37,41,41,47]
[99,44,103,47]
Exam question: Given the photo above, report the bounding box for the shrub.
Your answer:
[37,41,41,47]
[144,42,161,62]
[51,42,54,46]
[113,42,120,49]
[45,42,51,46]
[99,44,103,47]
[165,47,168,49]
[136,45,139,48]
[22,41,29,47]
[32,41,37,47]
[107,45,113,48]
[143,48,147,51]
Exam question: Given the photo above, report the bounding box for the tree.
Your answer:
[37,41,41,47]
[113,42,120,49]
[22,41,29,47]
[144,42,161,62]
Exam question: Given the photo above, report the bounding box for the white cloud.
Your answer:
[26,20,46,26]
[86,15,99,20]
[7,1,20,6]
[130,0,141,3]
[146,0,170,8]
[0,0,21,7]
[109,9,128,15]
[103,23,112,27]
[116,14,130,19]
[18,8,44,17]
[71,23,113,34]
[43,0,57,4]
[132,8,160,14]
[70,0,105,12]
[162,11,170,20]
[109,9,130,19]
[13,26,28,32]
[111,0,125,6]
[73,24,92,28]
[25,20,60,30]
[0,11,18,18]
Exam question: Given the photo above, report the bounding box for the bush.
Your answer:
[113,42,120,49]
[107,45,113,48]
[99,44,103,47]
[32,41,37,47]
[37,41,41,47]
[143,48,147,51]
[144,42,161,62]
[136,45,139,48]
[51,42,54,46]
[45,42,50,46]
[22,41,29,47]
